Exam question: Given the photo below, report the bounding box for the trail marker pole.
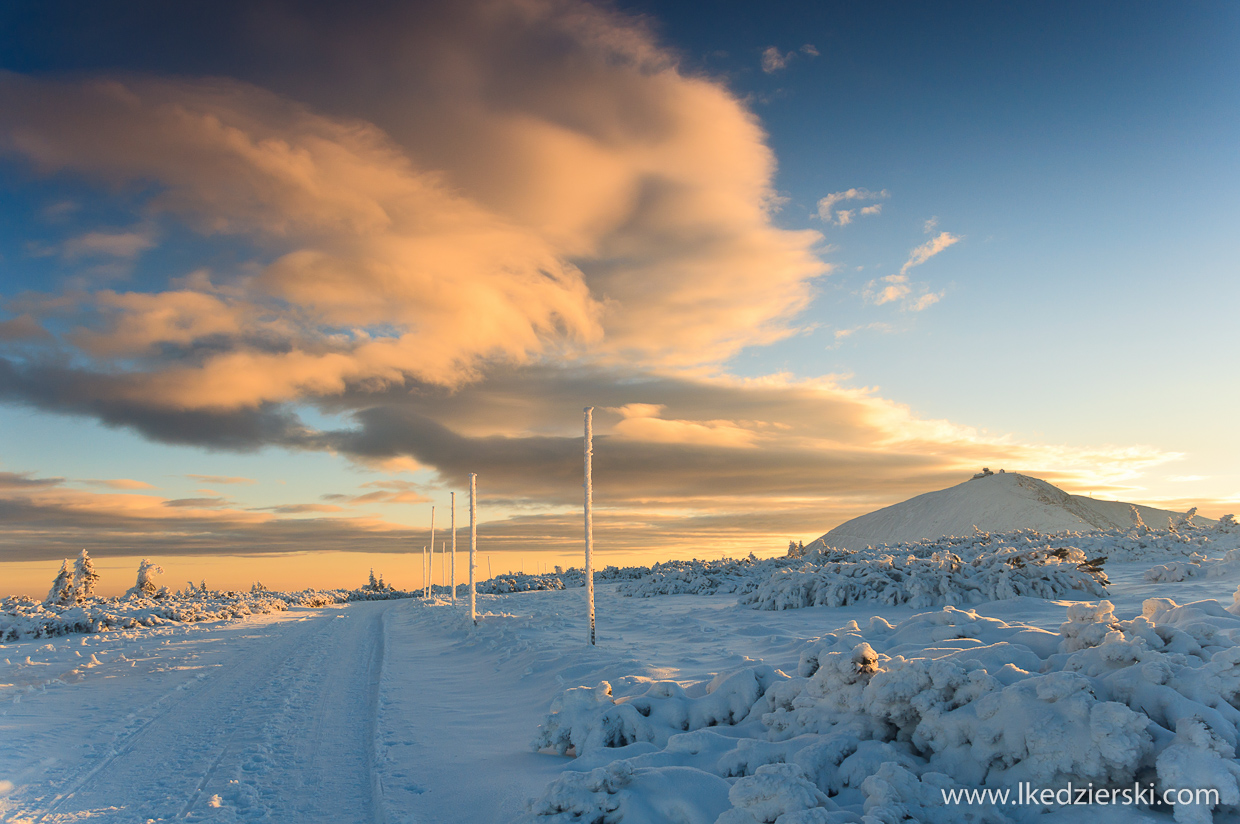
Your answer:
[429,506,436,597]
[422,545,428,598]
[584,406,596,646]
[469,473,477,625]
[450,491,457,602]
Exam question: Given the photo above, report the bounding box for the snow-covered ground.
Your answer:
[810,471,1210,552]
[5,526,1240,823]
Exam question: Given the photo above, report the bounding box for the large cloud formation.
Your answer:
[0,0,1183,563]
[0,0,823,410]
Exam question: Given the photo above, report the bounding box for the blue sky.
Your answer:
[0,1,1235,593]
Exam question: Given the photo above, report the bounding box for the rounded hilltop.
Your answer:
[805,470,1209,553]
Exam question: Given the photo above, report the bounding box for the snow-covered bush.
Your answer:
[607,522,1240,609]
[125,559,165,599]
[477,573,567,594]
[741,547,1107,611]
[2,580,422,640]
[528,598,1240,823]
[533,666,785,757]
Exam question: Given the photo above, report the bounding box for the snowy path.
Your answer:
[3,603,389,824]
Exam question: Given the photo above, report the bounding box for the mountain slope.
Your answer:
[808,471,1207,552]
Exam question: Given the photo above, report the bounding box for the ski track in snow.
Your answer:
[2,604,388,824]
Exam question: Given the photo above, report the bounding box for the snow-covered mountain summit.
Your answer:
[807,470,1206,552]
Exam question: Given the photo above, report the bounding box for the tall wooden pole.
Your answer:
[469,473,477,625]
[584,406,596,646]
[450,491,457,602]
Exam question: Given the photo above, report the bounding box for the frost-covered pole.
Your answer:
[584,406,596,646]
[469,473,477,625]
[450,491,457,602]
[422,545,428,598]
[429,506,436,597]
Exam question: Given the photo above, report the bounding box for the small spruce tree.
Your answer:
[72,549,100,602]
[46,560,74,606]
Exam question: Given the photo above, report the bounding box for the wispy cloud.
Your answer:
[185,474,257,485]
[816,188,888,225]
[900,231,960,276]
[761,43,818,73]
[62,228,155,261]
[862,230,958,311]
[82,478,157,490]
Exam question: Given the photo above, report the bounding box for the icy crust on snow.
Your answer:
[526,599,1240,824]
[0,586,418,640]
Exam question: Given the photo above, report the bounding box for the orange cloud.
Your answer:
[0,0,825,411]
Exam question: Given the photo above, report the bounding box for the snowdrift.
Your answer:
[527,596,1240,824]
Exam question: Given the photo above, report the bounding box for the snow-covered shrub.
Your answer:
[532,666,786,757]
[1145,556,1206,583]
[520,760,732,824]
[716,762,832,824]
[478,573,566,594]
[125,559,165,599]
[529,599,1240,823]
[2,580,421,640]
[741,547,1106,611]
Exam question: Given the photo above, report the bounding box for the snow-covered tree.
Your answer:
[377,572,388,591]
[1176,506,1199,529]
[125,559,164,599]
[46,560,74,605]
[72,549,100,601]
[1129,505,1148,531]
[368,568,378,591]
[1219,514,1238,533]
[251,581,267,593]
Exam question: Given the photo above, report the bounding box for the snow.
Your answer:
[809,472,1213,552]
[5,518,1240,821]
[1,584,419,641]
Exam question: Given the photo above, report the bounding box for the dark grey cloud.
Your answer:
[0,357,313,450]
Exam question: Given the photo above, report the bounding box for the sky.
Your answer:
[0,0,1236,595]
